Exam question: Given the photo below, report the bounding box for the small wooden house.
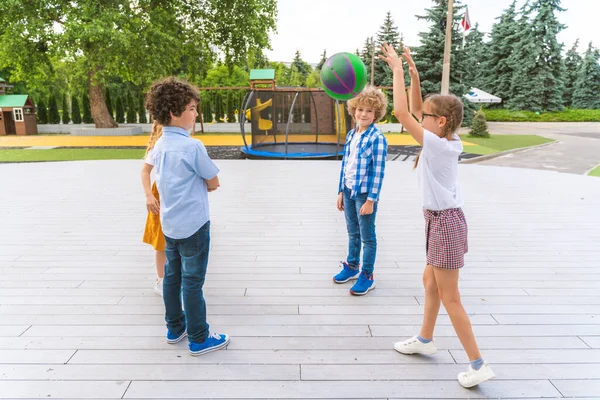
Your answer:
[0,78,38,135]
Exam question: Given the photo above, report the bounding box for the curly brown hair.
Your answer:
[346,86,388,123]
[145,77,200,126]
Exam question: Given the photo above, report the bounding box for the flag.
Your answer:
[461,7,471,31]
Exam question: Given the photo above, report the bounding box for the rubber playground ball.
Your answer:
[320,52,367,101]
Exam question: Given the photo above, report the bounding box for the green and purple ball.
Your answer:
[320,52,367,101]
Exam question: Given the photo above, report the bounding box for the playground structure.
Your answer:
[238,69,352,159]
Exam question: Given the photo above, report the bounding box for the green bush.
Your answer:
[483,108,600,122]
[469,109,490,138]
[61,93,70,125]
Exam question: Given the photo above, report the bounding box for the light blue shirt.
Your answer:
[145,126,219,239]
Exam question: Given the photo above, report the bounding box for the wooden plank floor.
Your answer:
[1,159,599,399]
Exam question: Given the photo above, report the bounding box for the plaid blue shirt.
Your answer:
[338,123,388,201]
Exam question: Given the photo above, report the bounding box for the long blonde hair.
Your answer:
[414,94,464,169]
[145,120,163,155]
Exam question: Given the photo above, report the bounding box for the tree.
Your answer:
[469,109,490,137]
[292,50,312,86]
[82,93,93,123]
[563,39,583,107]
[374,12,403,86]
[126,91,137,123]
[203,97,213,123]
[360,37,375,84]
[316,50,327,71]
[214,93,224,122]
[71,95,81,124]
[414,0,475,125]
[61,92,70,124]
[48,94,60,124]
[37,98,48,124]
[478,1,519,102]
[115,96,124,123]
[572,42,600,109]
[0,0,277,128]
[138,93,147,123]
[462,24,487,90]
[508,0,565,111]
[105,88,113,120]
[226,92,235,122]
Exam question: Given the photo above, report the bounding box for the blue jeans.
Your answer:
[343,187,378,275]
[163,221,210,343]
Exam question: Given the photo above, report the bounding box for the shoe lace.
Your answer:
[208,332,222,340]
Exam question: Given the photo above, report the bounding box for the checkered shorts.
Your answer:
[424,208,468,269]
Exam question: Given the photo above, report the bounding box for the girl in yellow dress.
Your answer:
[141,121,166,296]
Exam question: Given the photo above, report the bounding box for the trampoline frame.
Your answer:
[240,89,345,160]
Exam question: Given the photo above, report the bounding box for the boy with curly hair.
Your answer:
[333,86,388,296]
[143,77,229,356]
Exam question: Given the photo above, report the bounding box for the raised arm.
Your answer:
[379,43,424,145]
[404,47,423,121]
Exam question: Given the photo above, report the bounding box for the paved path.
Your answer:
[476,123,600,174]
[1,160,600,399]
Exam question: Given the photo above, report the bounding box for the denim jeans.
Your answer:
[163,221,210,343]
[343,187,378,275]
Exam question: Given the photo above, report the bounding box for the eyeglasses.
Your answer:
[421,113,440,122]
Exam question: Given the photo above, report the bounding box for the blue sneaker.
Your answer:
[166,329,188,344]
[333,262,360,283]
[189,332,230,356]
[350,272,376,295]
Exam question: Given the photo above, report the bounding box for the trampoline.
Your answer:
[240,88,352,160]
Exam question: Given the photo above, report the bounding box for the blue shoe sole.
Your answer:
[333,273,360,284]
[189,337,230,356]
[350,281,376,296]
[167,331,188,344]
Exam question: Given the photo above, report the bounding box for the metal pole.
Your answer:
[284,92,300,159]
[441,0,454,95]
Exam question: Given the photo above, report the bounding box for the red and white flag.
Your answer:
[461,7,471,31]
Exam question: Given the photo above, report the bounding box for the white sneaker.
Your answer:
[154,278,163,297]
[458,364,496,388]
[394,336,437,355]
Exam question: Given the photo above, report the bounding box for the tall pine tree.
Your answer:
[462,24,487,90]
[105,88,113,120]
[126,91,137,123]
[48,94,60,124]
[479,1,519,102]
[563,39,583,107]
[37,98,48,124]
[316,50,327,71]
[61,92,70,124]
[82,93,93,123]
[572,42,600,109]
[115,96,124,123]
[360,37,375,84]
[414,0,475,124]
[374,12,402,86]
[138,93,147,123]
[71,95,81,124]
[508,0,566,111]
[292,51,312,86]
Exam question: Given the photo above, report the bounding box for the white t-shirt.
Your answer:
[344,131,363,189]
[417,129,464,210]
[145,149,157,184]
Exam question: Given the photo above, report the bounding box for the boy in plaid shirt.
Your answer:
[334,86,388,295]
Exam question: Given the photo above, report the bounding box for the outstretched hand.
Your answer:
[402,47,418,77]
[379,43,403,71]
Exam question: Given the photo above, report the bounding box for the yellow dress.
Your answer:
[142,182,166,251]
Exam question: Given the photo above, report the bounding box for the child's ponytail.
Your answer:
[145,120,163,155]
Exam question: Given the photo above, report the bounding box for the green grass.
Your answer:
[483,108,600,122]
[0,148,145,163]
[588,165,600,177]
[460,134,554,155]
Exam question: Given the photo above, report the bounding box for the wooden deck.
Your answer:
[1,159,599,399]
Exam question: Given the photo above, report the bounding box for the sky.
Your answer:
[265,0,600,63]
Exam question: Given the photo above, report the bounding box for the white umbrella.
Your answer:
[464,88,502,103]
